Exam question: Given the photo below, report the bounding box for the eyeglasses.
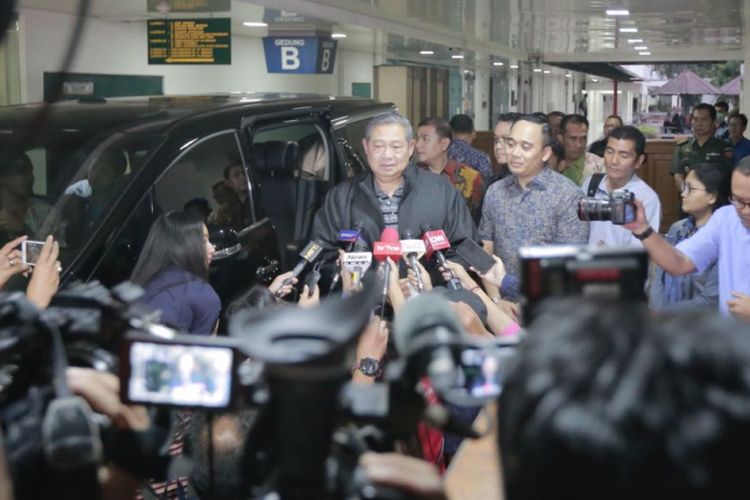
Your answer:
[370,143,406,156]
[730,194,750,210]
[681,184,707,195]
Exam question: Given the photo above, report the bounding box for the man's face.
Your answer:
[363,123,415,184]
[603,118,621,137]
[506,120,551,180]
[729,117,746,143]
[0,164,34,198]
[561,122,588,161]
[731,171,750,228]
[604,137,643,186]
[691,109,715,137]
[415,125,449,166]
[493,120,512,165]
[548,114,563,135]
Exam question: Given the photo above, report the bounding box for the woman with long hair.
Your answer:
[649,163,731,310]
[131,210,219,335]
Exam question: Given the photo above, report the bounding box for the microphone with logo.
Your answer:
[400,230,426,293]
[421,225,462,291]
[281,240,324,290]
[372,227,401,317]
[329,221,364,292]
[392,293,479,438]
[341,239,372,289]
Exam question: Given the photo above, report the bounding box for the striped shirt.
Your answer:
[374,183,405,229]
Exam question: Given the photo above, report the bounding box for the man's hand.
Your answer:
[267,271,297,298]
[0,235,28,288]
[728,291,750,322]
[359,452,447,500]
[25,235,60,309]
[474,255,507,288]
[298,284,320,308]
[441,260,476,290]
[407,260,432,292]
[623,198,650,235]
[352,316,389,384]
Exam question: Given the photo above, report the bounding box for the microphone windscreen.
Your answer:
[393,293,464,356]
[380,227,400,243]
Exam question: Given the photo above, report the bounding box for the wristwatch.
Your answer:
[632,226,654,241]
[355,357,382,377]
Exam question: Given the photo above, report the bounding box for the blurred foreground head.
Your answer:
[499,298,750,500]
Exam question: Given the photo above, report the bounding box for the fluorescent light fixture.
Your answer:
[543,70,551,74]
[493,61,504,66]
[451,54,465,59]
[619,27,638,33]
[606,9,630,16]
[565,73,572,77]
[628,38,643,43]
[331,33,347,39]
[533,68,543,73]
[420,50,435,55]
[243,21,268,27]
[510,64,519,69]
[592,78,599,82]
[634,45,648,50]
[639,51,651,55]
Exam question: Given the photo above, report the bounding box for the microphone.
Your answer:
[373,227,401,316]
[401,230,426,292]
[341,239,372,288]
[421,225,461,290]
[283,240,324,286]
[393,293,466,394]
[330,222,365,292]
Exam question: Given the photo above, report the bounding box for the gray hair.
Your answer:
[736,156,750,176]
[364,112,414,142]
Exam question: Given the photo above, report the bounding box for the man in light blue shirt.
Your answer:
[625,159,750,320]
[582,126,661,248]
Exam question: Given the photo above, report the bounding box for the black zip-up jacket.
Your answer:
[312,164,479,250]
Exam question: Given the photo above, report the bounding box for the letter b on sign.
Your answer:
[281,47,300,70]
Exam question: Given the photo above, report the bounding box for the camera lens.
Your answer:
[577,198,612,222]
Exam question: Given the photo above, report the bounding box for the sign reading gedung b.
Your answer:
[262,37,337,74]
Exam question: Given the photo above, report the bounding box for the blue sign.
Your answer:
[262,37,337,74]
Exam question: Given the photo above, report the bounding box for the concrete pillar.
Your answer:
[473,0,491,130]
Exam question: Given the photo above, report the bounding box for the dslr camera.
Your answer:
[577,189,636,225]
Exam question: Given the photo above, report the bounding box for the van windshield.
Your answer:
[0,129,164,270]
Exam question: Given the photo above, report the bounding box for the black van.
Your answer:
[0,93,393,302]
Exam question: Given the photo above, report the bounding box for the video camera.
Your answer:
[519,245,648,325]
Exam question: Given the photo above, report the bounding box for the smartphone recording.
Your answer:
[21,240,45,266]
[121,338,236,409]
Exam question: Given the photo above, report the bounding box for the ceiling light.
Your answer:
[628,38,643,43]
[493,61,504,66]
[543,70,551,74]
[510,64,519,69]
[565,73,572,77]
[619,27,638,33]
[243,21,268,27]
[639,51,651,55]
[533,68,543,73]
[451,54,465,59]
[592,78,599,82]
[606,9,630,16]
[420,50,435,55]
[634,45,648,50]
[331,33,347,39]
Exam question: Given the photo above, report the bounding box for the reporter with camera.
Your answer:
[624,158,750,320]
[580,126,661,248]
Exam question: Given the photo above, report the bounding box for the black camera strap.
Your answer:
[588,173,605,197]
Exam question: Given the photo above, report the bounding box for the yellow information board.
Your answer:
[148,18,231,64]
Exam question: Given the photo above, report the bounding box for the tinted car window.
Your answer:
[333,118,369,177]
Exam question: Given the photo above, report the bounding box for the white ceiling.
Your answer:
[17,0,748,68]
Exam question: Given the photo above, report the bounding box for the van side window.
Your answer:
[154,131,250,231]
[333,118,369,177]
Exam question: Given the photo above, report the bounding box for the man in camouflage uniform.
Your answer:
[671,103,733,191]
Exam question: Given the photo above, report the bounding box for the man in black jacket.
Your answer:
[312,112,478,248]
